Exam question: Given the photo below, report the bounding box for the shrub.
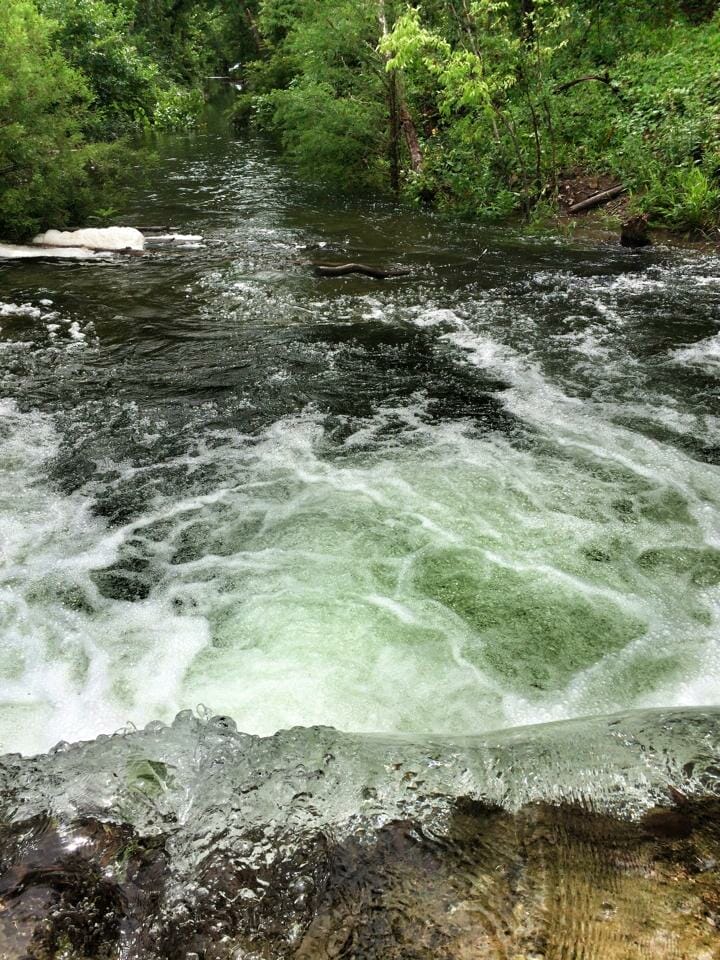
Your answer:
[0,0,120,240]
[38,0,160,136]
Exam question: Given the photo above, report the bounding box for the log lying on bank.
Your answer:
[313,262,411,279]
[568,185,626,214]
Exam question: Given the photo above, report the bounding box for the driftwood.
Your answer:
[568,185,626,214]
[400,106,424,174]
[313,263,411,279]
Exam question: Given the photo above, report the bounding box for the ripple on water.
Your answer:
[1,135,720,755]
[2,341,720,754]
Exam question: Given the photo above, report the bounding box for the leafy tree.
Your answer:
[0,0,123,240]
[38,0,159,135]
[1,0,717,236]
[251,0,390,190]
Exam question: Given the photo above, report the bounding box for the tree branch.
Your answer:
[554,73,618,95]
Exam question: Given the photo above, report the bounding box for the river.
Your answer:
[1,126,720,759]
[3,122,720,958]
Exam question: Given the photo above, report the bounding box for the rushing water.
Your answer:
[1,128,720,759]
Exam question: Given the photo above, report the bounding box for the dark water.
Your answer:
[1,128,720,756]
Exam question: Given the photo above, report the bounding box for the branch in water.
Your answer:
[313,263,411,279]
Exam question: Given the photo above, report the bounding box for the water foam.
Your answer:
[673,331,720,374]
[3,325,720,756]
[0,400,209,753]
[2,157,720,757]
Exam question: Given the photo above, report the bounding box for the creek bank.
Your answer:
[546,174,720,250]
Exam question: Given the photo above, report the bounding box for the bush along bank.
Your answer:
[0,0,258,242]
[235,0,720,238]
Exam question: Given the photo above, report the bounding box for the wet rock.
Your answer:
[621,214,652,248]
[1,800,720,959]
[0,817,168,959]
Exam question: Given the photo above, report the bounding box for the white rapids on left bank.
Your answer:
[0,226,202,260]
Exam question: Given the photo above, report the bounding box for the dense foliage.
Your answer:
[0,0,255,240]
[0,0,718,239]
[242,0,720,232]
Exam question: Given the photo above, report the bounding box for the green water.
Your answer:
[0,129,719,755]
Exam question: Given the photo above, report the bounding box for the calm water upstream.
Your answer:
[1,128,720,758]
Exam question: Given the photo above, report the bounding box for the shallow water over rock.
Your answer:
[1,708,720,958]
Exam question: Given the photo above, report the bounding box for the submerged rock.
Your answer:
[1,798,719,958]
[1,708,719,958]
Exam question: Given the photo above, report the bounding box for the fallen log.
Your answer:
[313,263,411,279]
[568,185,626,214]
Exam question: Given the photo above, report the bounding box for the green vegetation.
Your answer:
[1,0,719,240]
[240,0,720,233]
[0,0,257,240]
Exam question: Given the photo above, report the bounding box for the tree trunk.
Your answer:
[240,5,263,55]
[400,107,423,174]
[388,72,401,194]
[621,214,652,248]
[520,0,535,40]
[378,0,401,191]
[378,0,423,185]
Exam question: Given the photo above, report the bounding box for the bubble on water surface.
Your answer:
[2,339,720,755]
